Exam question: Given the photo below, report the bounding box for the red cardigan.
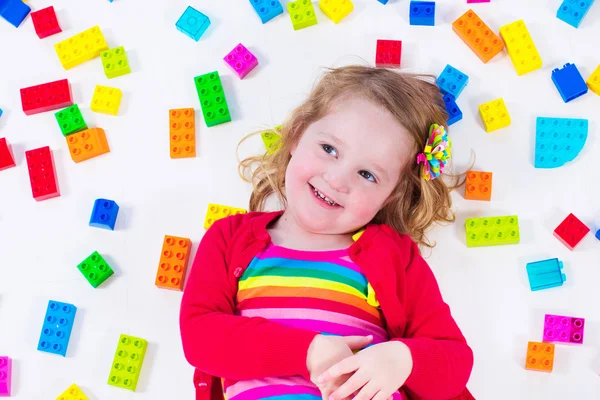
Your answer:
[180,211,474,400]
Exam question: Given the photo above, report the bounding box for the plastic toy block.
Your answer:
[156,235,192,291]
[525,342,554,372]
[101,47,131,79]
[56,383,88,400]
[467,0,490,2]
[249,0,283,23]
[465,171,492,201]
[552,63,588,103]
[169,108,196,158]
[30,6,61,38]
[596,229,600,240]
[444,94,462,126]
[543,314,584,344]
[90,198,119,230]
[557,0,595,28]
[20,79,73,115]
[465,215,520,247]
[587,65,600,95]
[0,138,16,171]
[0,108,2,117]
[452,10,504,63]
[375,40,401,68]
[176,6,210,41]
[108,334,147,391]
[54,26,108,70]
[37,300,77,356]
[499,20,542,76]
[319,0,354,24]
[0,0,30,27]
[526,258,566,291]
[534,117,588,169]
[478,98,510,133]
[77,251,114,288]
[66,128,110,163]
[261,127,282,154]
[287,0,318,30]
[437,65,469,99]
[377,0,389,3]
[223,43,258,79]
[204,203,247,230]
[25,146,60,201]
[55,104,87,136]
[91,85,122,116]
[193,72,231,127]
[0,357,11,396]
[554,213,590,250]
[409,1,435,26]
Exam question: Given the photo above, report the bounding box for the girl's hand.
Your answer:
[317,341,413,400]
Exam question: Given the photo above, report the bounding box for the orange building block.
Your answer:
[452,9,504,63]
[525,341,554,372]
[155,235,192,291]
[169,108,196,159]
[66,128,110,163]
[465,171,492,201]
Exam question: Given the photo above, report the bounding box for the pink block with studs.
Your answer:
[223,43,258,79]
[0,356,11,396]
[543,314,585,344]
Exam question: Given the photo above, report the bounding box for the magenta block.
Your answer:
[467,0,490,3]
[543,314,585,344]
[223,43,258,79]
[0,356,11,396]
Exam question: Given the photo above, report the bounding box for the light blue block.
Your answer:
[437,64,469,99]
[176,6,210,41]
[534,117,588,168]
[249,0,283,23]
[526,258,566,291]
[377,0,389,4]
[556,0,595,28]
[37,300,77,357]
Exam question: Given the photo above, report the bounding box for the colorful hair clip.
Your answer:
[416,124,452,181]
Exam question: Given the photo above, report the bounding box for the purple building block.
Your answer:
[223,43,258,79]
[543,314,585,344]
[0,356,11,396]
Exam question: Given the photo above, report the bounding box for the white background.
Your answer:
[1,0,599,399]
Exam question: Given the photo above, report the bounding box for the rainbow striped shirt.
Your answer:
[223,243,403,400]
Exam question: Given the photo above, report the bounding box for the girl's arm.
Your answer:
[179,217,319,381]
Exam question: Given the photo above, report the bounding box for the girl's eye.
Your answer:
[359,170,376,182]
[322,144,337,157]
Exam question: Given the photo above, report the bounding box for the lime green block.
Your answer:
[107,334,147,391]
[101,47,131,79]
[193,71,231,127]
[77,251,113,288]
[55,104,87,136]
[465,215,520,247]
[287,0,318,30]
[261,126,281,154]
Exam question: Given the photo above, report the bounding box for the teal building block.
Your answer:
[535,117,587,168]
[526,258,566,291]
[176,6,210,41]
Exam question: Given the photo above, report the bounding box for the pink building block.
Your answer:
[223,43,258,79]
[0,356,11,396]
[543,314,585,344]
[467,0,490,2]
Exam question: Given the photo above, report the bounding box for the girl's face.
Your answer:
[285,95,413,236]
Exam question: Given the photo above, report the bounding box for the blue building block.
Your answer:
[0,108,3,118]
[89,198,119,230]
[444,94,462,126]
[551,63,588,103]
[249,0,283,23]
[556,0,595,28]
[526,258,566,291]
[409,1,435,26]
[176,6,210,41]
[535,117,588,168]
[0,0,31,28]
[37,300,77,357]
[437,65,469,99]
[377,0,389,4]
[596,229,600,240]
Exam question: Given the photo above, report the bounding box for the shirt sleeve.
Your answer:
[179,218,319,381]
[393,240,474,399]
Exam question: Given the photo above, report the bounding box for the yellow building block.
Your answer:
[478,98,510,133]
[587,65,600,96]
[91,85,122,116]
[56,384,88,400]
[499,20,542,76]
[204,203,247,230]
[319,0,354,24]
[54,26,108,70]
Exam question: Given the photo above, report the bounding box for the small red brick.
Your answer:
[553,213,590,250]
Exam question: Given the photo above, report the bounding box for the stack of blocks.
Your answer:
[534,117,588,168]
[155,235,192,291]
[249,0,283,23]
[465,215,520,247]
[108,334,147,391]
[526,258,566,291]
[224,43,258,79]
[77,251,114,288]
[169,108,196,158]
[176,6,210,41]
[553,213,590,250]
[453,10,504,63]
[287,0,318,30]
[204,203,247,229]
[409,1,435,26]
[194,71,231,127]
[37,300,77,356]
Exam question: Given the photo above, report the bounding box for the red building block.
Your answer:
[0,138,16,171]
[553,213,590,250]
[20,79,73,116]
[376,40,401,68]
[30,6,61,39]
[25,146,60,201]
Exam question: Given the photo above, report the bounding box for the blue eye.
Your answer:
[322,144,337,156]
[359,170,376,182]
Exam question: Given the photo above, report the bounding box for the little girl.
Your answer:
[180,66,474,400]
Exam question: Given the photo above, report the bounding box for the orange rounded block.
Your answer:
[155,235,192,291]
[525,341,554,372]
[465,171,492,201]
[169,108,196,158]
[66,128,110,163]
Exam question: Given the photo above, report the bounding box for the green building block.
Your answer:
[465,215,520,247]
[77,251,114,288]
[108,334,147,391]
[261,125,282,154]
[55,104,87,136]
[101,47,131,79]
[287,0,318,30]
[193,71,231,127]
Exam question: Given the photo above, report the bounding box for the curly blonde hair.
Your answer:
[238,65,460,248]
